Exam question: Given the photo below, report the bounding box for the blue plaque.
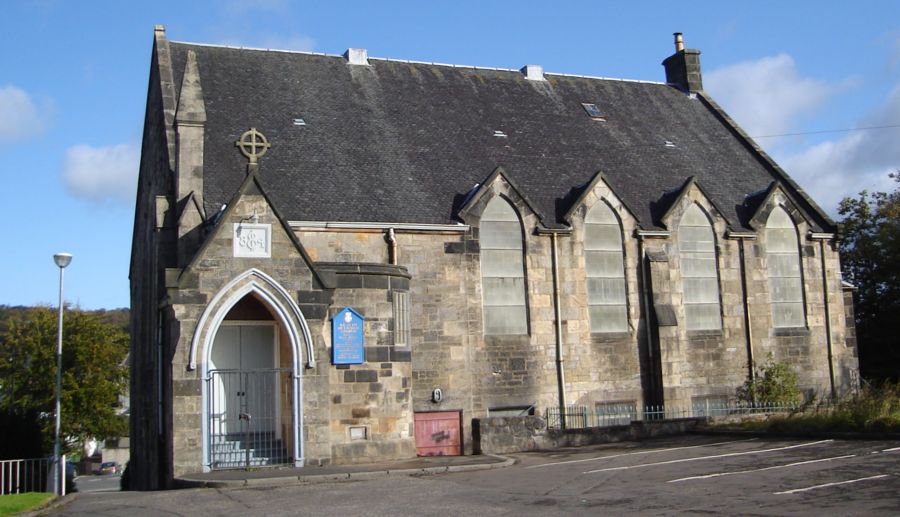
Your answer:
[332,307,365,365]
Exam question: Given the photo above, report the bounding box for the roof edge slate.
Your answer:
[168,40,665,86]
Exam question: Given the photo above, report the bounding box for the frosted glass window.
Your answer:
[678,204,721,330]
[766,207,805,327]
[480,198,527,335]
[585,202,628,332]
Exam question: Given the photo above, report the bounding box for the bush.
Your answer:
[737,355,802,405]
[734,381,900,434]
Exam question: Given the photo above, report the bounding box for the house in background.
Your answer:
[130,26,858,489]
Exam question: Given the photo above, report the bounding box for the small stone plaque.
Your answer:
[233,223,271,258]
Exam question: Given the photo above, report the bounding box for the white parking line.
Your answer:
[774,474,890,495]
[525,439,756,469]
[583,440,833,474]
[667,454,857,483]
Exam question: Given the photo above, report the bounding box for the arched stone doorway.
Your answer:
[194,269,313,471]
[207,295,290,468]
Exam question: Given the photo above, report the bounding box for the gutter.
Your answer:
[289,221,470,233]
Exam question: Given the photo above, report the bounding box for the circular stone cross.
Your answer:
[235,128,271,164]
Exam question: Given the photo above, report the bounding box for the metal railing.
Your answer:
[1,457,53,495]
[207,368,292,469]
[546,401,802,430]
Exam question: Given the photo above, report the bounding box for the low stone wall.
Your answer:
[473,416,705,454]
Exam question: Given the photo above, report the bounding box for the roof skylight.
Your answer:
[581,103,605,120]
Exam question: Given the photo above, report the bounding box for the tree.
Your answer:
[0,307,129,457]
[838,172,900,382]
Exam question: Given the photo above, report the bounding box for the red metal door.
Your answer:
[414,411,461,456]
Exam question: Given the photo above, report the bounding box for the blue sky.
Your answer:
[2,1,899,310]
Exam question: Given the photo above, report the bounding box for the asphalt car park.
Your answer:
[52,435,899,516]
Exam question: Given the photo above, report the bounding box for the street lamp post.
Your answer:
[53,253,72,497]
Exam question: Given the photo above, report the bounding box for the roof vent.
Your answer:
[664,140,676,148]
[293,118,306,126]
[343,48,369,66]
[520,64,544,81]
[493,130,508,138]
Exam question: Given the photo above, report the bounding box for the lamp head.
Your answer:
[53,253,73,269]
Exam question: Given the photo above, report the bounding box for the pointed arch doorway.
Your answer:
[207,295,293,469]
[194,269,315,472]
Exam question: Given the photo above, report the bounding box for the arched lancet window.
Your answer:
[480,197,527,335]
[585,202,627,332]
[766,207,805,327]
[678,204,722,330]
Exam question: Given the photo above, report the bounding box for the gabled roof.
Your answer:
[182,166,331,289]
[161,39,833,232]
[456,166,544,224]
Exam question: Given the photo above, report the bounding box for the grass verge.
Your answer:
[0,492,56,517]
[737,382,900,434]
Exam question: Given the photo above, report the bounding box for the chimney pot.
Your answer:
[343,48,369,66]
[674,32,684,52]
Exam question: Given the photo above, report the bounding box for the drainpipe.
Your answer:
[811,234,836,399]
[636,231,658,406]
[536,228,570,429]
[386,227,398,265]
[729,232,756,390]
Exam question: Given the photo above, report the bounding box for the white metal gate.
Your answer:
[207,368,291,469]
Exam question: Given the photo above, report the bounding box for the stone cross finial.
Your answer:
[235,128,270,165]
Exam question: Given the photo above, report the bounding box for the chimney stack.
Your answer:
[343,48,369,66]
[662,32,703,92]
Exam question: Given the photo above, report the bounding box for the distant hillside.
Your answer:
[0,305,131,339]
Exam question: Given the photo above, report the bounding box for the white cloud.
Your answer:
[62,143,139,205]
[778,85,900,214]
[705,54,837,141]
[0,84,49,142]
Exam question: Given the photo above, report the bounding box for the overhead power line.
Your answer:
[750,124,900,139]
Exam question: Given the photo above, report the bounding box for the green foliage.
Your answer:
[738,382,900,434]
[0,307,129,456]
[737,354,802,405]
[838,173,900,381]
[0,492,55,516]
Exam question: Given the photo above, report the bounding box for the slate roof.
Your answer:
[165,41,831,232]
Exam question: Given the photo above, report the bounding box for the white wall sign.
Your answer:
[233,223,272,258]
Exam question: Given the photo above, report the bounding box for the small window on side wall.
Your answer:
[766,207,805,327]
[678,204,722,331]
[584,202,628,332]
[392,291,411,347]
[480,197,528,335]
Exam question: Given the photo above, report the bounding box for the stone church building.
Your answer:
[130,26,858,488]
